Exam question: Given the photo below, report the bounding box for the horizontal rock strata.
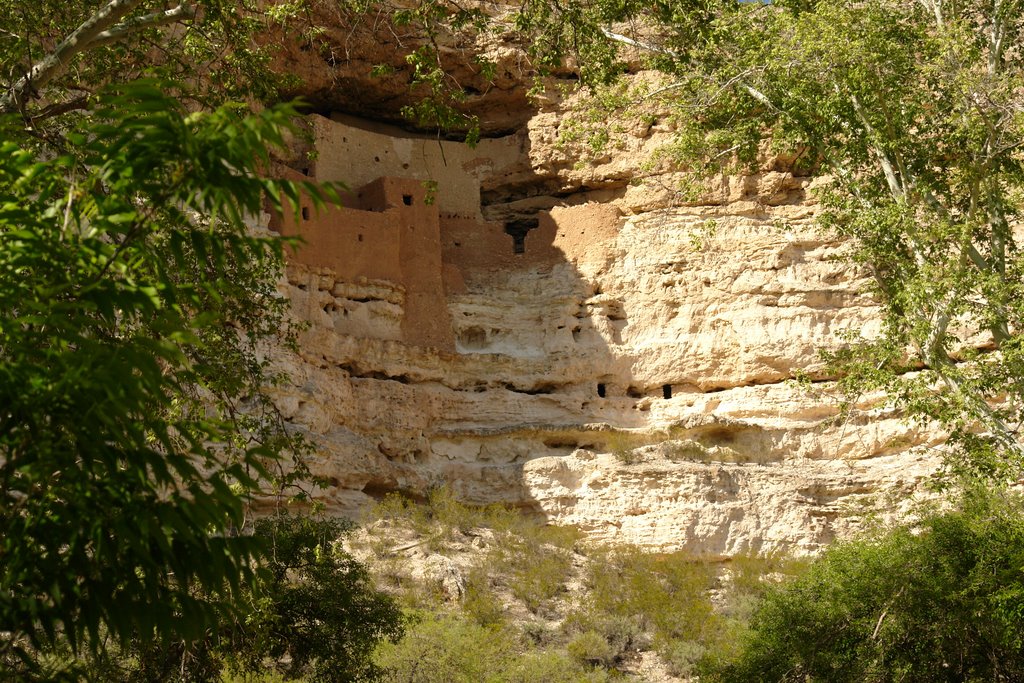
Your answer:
[263,106,940,557]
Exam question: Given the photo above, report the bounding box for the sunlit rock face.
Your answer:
[261,66,939,558]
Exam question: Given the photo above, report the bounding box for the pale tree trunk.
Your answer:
[0,0,196,113]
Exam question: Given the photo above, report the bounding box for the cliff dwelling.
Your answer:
[270,114,624,355]
[266,112,938,559]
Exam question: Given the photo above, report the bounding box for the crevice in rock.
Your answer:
[346,296,389,303]
[501,381,563,396]
[338,363,412,384]
[480,177,631,209]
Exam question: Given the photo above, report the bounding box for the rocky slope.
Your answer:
[260,35,941,557]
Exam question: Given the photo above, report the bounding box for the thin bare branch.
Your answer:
[600,27,679,58]
[88,4,198,50]
[0,0,146,113]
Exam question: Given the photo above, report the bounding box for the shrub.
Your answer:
[504,651,612,683]
[222,514,406,683]
[505,540,574,615]
[706,487,1024,682]
[586,546,718,642]
[658,639,708,679]
[604,430,644,464]
[462,567,507,628]
[566,630,618,668]
[563,611,646,666]
[374,615,513,683]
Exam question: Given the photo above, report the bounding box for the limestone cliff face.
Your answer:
[264,81,939,558]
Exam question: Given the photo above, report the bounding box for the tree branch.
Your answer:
[88,4,198,50]
[31,95,91,123]
[850,93,905,201]
[0,0,146,113]
[600,27,679,58]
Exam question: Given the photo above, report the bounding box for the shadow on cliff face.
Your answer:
[267,110,925,558]
[268,111,670,518]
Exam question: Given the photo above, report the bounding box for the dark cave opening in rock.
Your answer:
[504,218,539,254]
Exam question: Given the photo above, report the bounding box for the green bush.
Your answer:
[657,639,707,679]
[503,651,612,683]
[223,514,406,683]
[69,514,405,683]
[374,615,513,683]
[566,630,619,668]
[586,546,719,643]
[462,567,507,628]
[375,613,616,683]
[563,611,646,666]
[504,540,573,615]
[706,488,1024,682]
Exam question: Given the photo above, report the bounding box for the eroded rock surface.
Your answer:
[263,99,939,558]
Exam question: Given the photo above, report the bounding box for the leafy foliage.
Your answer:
[707,488,1024,682]
[75,514,404,682]
[0,79,338,673]
[0,0,299,117]
[566,545,725,674]
[223,514,405,683]
[374,613,612,683]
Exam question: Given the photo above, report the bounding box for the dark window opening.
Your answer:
[301,207,310,221]
[358,234,364,242]
[299,167,310,176]
[505,218,539,255]
[402,194,413,206]
[597,383,606,398]
[663,384,673,399]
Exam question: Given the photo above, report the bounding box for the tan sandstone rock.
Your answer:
[260,91,940,557]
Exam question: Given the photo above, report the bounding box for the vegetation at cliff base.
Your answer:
[350,489,799,682]
[355,487,1024,683]
[707,487,1024,682]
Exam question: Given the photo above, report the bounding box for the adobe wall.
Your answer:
[271,115,624,352]
[270,172,402,282]
[269,172,454,351]
[309,113,523,220]
[438,205,622,288]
